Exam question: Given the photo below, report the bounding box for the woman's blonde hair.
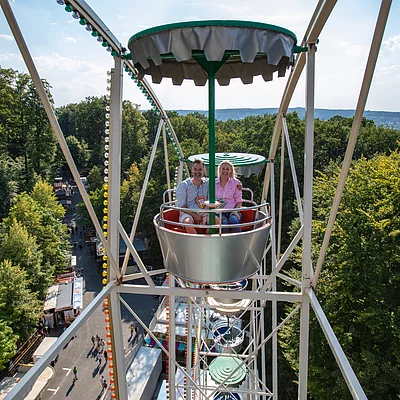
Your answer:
[218,160,235,178]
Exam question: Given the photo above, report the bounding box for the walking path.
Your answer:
[40,188,159,399]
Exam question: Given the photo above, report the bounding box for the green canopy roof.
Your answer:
[209,355,247,386]
[128,20,297,86]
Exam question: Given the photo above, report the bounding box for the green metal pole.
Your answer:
[209,63,216,227]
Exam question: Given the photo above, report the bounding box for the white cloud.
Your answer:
[33,53,104,75]
[65,37,77,43]
[0,52,21,62]
[338,41,367,58]
[0,34,13,41]
[383,35,400,52]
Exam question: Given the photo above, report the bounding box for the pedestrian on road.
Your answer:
[100,375,105,387]
[129,324,134,337]
[102,380,108,392]
[91,336,95,347]
[73,366,78,381]
[96,352,102,365]
[100,339,105,351]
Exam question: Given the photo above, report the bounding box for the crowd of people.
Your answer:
[176,159,243,234]
[88,334,111,393]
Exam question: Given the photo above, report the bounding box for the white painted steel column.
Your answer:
[169,275,176,400]
[251,278,257,400]
[108,57,128,400]
[5,283,114,400]
[260,302,267,398]
[298,42,316,400]
[269,160,278,399]
[163,123,172,202]
[261,0,338,203]
[307,289,367,399]
[186,299,193,400]
[277,129,285,258]
[282,117,304,223]
[313,0,393,287]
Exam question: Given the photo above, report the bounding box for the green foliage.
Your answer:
[0,155,21,219]
[56,103,77,138]
[65,135,90,171]
[0,260,42,341]
[280,151,400,399]
[121,101,148,172]
[87,165,104,192]
[73,96,107,168]
[76,188,103,228]
[0,68,58,190]
[3,181,70,274]
[0,219,50,299]
[120,163,142,230]
[0,320,18,371]
[170,113,208,145]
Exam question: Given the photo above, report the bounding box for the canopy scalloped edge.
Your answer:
[128,21,297,86]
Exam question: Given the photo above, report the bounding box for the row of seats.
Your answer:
[162,209,256,234]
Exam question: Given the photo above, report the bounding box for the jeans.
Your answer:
[221,211,242,233]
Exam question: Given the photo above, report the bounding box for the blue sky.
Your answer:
[1,0,399,112]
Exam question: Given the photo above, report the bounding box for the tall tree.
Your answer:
[65,135,91,171]
[0,219,49,299]
[0,320,18,371]
[74,96,107,168]
[280,151,400,399]
[0,68,58,191]
[121,100,148,173]
[0,155,21,220]
[0,259,42,341]
[3,181,70,273]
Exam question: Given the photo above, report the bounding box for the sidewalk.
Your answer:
[40,189,160,399]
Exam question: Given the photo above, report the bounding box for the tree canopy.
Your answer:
[280,151,400,399]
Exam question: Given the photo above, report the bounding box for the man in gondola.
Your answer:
[176,159,209,234]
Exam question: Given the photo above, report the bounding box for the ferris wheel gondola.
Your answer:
[128,23,295,284]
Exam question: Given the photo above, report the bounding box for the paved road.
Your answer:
[41,190,160,399]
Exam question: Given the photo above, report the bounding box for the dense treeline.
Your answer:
[0,69,70,369]
[1,67,399,397]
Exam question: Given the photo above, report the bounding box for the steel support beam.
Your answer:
[313,0,393,287]
[307,289,367,399]
[298,42,316,399]
[261,0,338,203]
[108,57,128,400]
[5,283,115,400]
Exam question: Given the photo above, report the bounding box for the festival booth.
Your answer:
[43,275,83,328]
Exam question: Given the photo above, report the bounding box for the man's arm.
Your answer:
[176,181,187,208]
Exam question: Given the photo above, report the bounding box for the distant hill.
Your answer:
[175,107,400,130]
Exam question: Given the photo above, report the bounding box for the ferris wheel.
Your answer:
[1,0,393,399]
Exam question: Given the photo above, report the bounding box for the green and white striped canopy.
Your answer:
[188,152,267,177]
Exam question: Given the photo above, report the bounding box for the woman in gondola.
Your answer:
[215,161,243,233]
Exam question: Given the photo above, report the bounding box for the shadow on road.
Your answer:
[92,364,100,378]
[66,380,76,396]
